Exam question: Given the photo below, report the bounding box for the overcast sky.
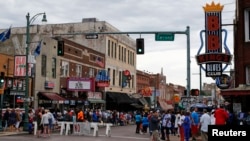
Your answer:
[1,0,235,89]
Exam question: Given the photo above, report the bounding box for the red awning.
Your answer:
[38,92,65,101]
[159,99,174,111]
[221,86,250,96]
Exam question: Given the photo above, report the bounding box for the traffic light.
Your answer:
[191,89,199,96]
[57,41,64,56]
[136,38,144,54]
[183,89,187,96]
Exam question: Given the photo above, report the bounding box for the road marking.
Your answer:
[99,134,149,140]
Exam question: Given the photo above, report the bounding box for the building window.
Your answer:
[108,40,110,56]
[61,61,69,77]
[244,9,250,42]
[89,68,94,77]
[76,64,82,77]
[114,43,117,59]
[118,45,121,60]
[121,47,124,62]
[119,71,122,86]
[52,58,56,78]
[124,48,126,63]
[113,69,115,86]
[41,55,47,77]
[111,41,114,58]
[246,65,250,85]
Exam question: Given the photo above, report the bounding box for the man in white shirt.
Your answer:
[199,109,211,141]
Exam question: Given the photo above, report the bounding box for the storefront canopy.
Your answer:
[221,86,250,96]
[106,92,135,104]
[38,92,65,101]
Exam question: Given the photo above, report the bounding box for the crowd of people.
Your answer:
[135,104,250,141]
[2,104,250,141]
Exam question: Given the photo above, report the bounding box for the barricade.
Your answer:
[33,121,112,137]
[73,122,91,136]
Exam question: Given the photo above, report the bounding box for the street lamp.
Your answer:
[24,12,47,131]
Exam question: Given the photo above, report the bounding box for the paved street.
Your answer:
[0,125,185,141]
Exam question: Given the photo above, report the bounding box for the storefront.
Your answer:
[37,92,65,110]
[87,91,105,110]
[220,87,250,113]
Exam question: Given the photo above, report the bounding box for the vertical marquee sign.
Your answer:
[196,2,232,77]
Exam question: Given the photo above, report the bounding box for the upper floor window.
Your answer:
[52,58,56,78]
[61,61,69,77]
[246,65,250,85]
[244,9,250,42]
[76,64,82,77]
[41,55,47,77]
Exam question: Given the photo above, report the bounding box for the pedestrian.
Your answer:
[191,107,199,141]
[36,109,43,138]
[199,109,211,141]
[183,111,191,141]
[41,109,49,137]
[174,111,181,137]
[135,111,142,134]
[142,113,149,134]
[210,109,215,125]
[3,108,10,131]
[150,110,160,141]
[15,108,22,132]
[161,110,171,141]
[214,105,229,125]
[178,110,185,141]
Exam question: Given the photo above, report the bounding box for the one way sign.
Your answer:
[85,34,98,39]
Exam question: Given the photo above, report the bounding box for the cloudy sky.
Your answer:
[1,0,235,89]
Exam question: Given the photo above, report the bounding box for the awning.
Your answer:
[158,99,174,111]
[139,97,149,105]
[88,99,106,103]
[106,92,134,104]
[221,86,250,96]
[38,92,65,101]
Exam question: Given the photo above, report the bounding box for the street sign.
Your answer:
[85,34,98,39]
[155,33,175,41]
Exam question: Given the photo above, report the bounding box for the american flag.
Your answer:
[96,57,104,67]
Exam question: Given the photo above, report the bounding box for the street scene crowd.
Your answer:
[1,104,250,141]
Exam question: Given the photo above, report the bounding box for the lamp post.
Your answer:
[24,12,47,131]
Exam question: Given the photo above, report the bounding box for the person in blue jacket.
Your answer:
[182,111,191,141]
[142,113,149,134]
[135,111,142,134]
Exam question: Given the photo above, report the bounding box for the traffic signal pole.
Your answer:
[56,26,191,97]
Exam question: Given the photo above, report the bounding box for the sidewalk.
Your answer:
[0,131,27,137]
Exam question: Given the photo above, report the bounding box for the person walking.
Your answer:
[142,113,149,134]
[135,111,142,134]
[150,110,160,141]
[183,112,191,141]
[199,109,211,141]
[36,109,43,138]
[40,109,50,137]
[191,107,199,141]
[178,110,185,141]
[161,110,171,141]
[3,108,10,131]
[174,111,181,137]
[214,105,229,125]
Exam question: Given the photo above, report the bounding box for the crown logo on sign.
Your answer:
[203,1,224,12]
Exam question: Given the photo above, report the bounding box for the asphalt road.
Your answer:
[0,125,183,141]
